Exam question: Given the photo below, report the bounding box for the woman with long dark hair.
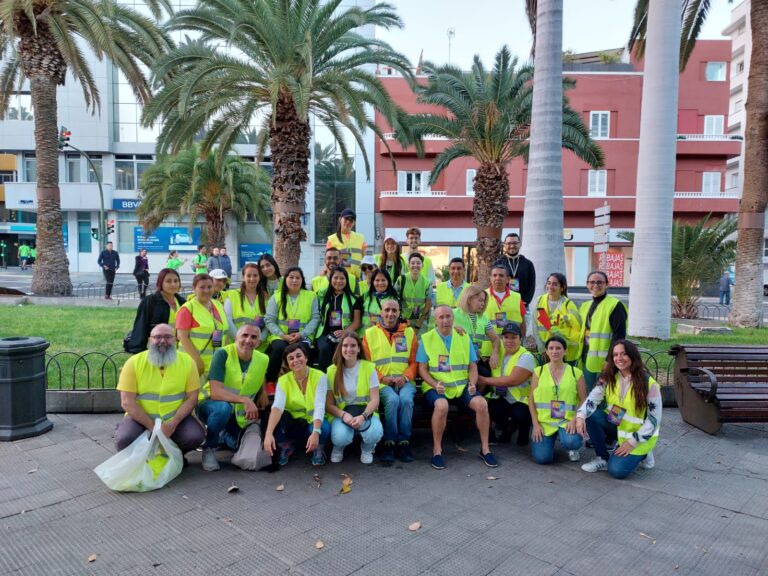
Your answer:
[577,339,661,478]
[535,273,582,365]
[223,262,270,351]
[324,331,383,464]
[360,268,399,333]
[315,267,362,370]
[126,268,186,353]
[258,253,282,296]
[133,248,150,298]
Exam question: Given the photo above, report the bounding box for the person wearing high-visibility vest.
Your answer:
[535,273,582,365]
[417,305,497,470]
[477,321,535,446]
[196,324,269,471]
[326,208,367,278]
[358,255,376,296]
[315,267,362,370]
[263,267,320,385]
[374,235,407,285]
[396,253,432,333]
[223,263,270,350]
[405,227,435,286]
[577,340,661,478]
[258,254,282,296]
[529,335,587,465]
[325,331,383,464]
[360,268,399,333]
[485,265,527,338]
[263,343,331,467]
[433,257,470,309]
[362,298,419,463]
[115,324,204,454]
[578,270,628,391]
[454,285,499,376]
[311,247,359,298]
[176,274,229,378]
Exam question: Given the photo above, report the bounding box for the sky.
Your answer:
[376,0,737,70]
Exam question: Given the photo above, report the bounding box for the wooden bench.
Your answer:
[670,344,768,434]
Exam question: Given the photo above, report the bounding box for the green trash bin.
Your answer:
[0,336,53,441]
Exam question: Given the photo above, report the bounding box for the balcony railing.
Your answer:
[381,133,451,141]
[676,134,743,141]
[674,190,740,199]
[380,190,448,197]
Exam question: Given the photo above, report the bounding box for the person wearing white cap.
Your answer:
[358,255,376,296]
[374,235,407,285]
[208,269,230,303]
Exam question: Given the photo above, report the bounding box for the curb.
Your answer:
[46,389,122,413]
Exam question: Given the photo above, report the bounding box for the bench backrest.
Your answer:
[671,345,768,385]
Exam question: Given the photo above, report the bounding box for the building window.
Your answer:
[466,169,476,196]
[313,123,356,244]
[764,238,768,258]
[703,115,724,136]
[705,62,726,81]
[7,94,33,121]
[730,172,739,189]
[702,172,721,195]
[65,153,81,183]
[87,154,103,183]
[588,170,607,196]
[0,171,15,183]
[397,171,431,193]
[77,211,92,253]
[589,111,610,139]
[737,61,745,74]
[734,100,743,113]
[23,154,36,182]
[115,154,153,190]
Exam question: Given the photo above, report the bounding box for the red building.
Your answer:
[374,40,741,286]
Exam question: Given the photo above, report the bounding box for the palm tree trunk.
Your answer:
[270,90,309,272]
[521,0,564,307]
[29,75,72,296]
[730,1,768,328]
[473,162,509,286]
[627,0,681,339]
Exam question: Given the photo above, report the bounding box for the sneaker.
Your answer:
[581,457,608,473]
[379,441,396,463]
[479,451,498,468]
[201,448,220,471]
[430,454,446,470]
[398,441,414,463]
[360,449,374,465]
[640,451,655,470]
[330,447,344,464]
[568,450,581,462]
[278,445,294,467]
[311,449,326,466]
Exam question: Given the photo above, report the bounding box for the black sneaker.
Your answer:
[398,441,414,462]
[379,441,396,463]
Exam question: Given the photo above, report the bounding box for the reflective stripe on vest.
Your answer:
[400,274,430,318]
[435,282,468,308]
[485,288,523,333]
[361,296,383,331]
[365,325,414,380]
[533,363,582,436]
[316,293,354,338]
[579,296,626,372]
[420,329,471,399]
[182,299,227,372]
[130,351,195,422]
[279,368,324,423]
[327,232,365,277]
[535,294,581,362]
[326,360,377,420]
[603,373,659,456]
[274,290,316,336]
[489,346,532,404]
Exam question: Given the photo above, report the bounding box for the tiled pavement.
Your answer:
[1,410,767,576]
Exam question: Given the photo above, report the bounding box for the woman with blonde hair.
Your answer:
[454,285,499,377]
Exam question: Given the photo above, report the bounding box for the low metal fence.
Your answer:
[45,351,131,390]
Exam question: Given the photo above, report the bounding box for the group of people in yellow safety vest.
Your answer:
[117,211,661,479]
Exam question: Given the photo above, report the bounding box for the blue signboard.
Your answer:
[63,224,68,249]
[113,198,142,211]
[134,226,201,252]
[239,243,272,264]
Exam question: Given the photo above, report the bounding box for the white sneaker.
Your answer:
[581,457,607,473]
[330,447,344,464]
[568,450,581,462]
[201,448,220,471]
[640,451,655,469]
[360,450,374,465]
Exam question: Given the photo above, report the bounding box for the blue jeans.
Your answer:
[585,408,646,479]
[719,290,730,305]
[380,382,416,442]
[273,411,330,450]
[531,427,583,465]
[331,414,384,452]
[197,400,238,449]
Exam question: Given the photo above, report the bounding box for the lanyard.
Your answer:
[286,294,301,319]
[491,287,510,307]
[507,256,520,278]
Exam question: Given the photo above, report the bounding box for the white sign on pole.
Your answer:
[594,204,611,217]
[594,243,610,253]
[594,215,611,226]
[594,204,610,253]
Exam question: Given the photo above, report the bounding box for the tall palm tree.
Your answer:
[142,0,414,272]
[137,145,271,247]
[401,47,603,285]
[521,0,566,307]
[0,0,173,295]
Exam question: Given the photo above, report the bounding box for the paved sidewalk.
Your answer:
[1,410,767,576]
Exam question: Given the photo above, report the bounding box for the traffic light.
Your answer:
[106,220,115,235]
[58,126,71,150]
[91,228,99,240]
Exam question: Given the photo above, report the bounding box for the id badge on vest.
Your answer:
[211,329,223,348]
[509,278,520,292]
[251,316,265,329]
[607,404,626,425]
[437,354,450,372]
[370,313,381,326]
[495,311,507,327]
[550,400,565,419]
[330,310,342,327]
[394,335,408,353]
[340,249,351,267]
[287,319,300,333]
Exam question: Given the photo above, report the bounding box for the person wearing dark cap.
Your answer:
[326,209,367,279]
[477,321,536,446]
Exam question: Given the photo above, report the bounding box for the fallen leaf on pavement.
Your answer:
[339,475,353,495]
[227,483,239,493]
[27,468,38,474]
[408,521,422,532]
[276,484,285,492]
[314,540,325,549]
[486,476,498,481]
[455,445,468,453]
[87,554,97,563]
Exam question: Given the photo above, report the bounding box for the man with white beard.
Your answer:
[114,324,204,453]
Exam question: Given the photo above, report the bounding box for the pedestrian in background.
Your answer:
[719,271,733,306]
[133,248,150,298]
[97,241,120,300]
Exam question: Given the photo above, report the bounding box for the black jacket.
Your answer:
[126,291,186,353]
[97,249,120,270]
[492,254,536,306]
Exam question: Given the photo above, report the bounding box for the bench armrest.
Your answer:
[687,367,718,402]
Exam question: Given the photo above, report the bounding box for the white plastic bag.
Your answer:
[231,425,272,470]
[95,418,183,492]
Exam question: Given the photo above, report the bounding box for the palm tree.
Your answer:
[401,47,603,285]
[0,0,173,295]
[137,145,271,247]
[142,0,414,272]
